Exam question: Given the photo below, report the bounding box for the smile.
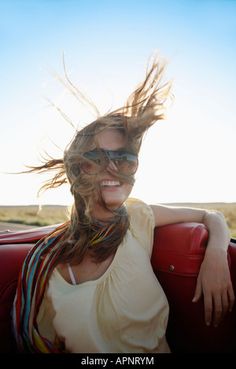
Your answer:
[100,180,121,187]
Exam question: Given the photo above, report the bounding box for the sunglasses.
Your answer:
[79,149,138,175]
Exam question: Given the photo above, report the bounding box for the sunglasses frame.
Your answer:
[80,149,138,175]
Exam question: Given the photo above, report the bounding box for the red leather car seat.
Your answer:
[0,243,34,352]
[151,222,236,353]
[0,223,235,353]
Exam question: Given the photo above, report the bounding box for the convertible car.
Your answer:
[0,222,235,353]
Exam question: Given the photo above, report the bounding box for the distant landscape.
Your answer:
[0,205,70,227]
[0,203,235,237]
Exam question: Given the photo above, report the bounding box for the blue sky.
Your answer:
[0,0,236,205]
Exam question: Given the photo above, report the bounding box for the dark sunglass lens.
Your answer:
[117,159,138,174]
[71,164,80,176]
[80,150,108,174]
[80,160,100,174]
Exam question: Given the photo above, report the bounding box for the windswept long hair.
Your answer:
[27,57,172,265]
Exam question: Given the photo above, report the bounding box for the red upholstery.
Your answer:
[0,223,235,353]
[0,243,34,352]
[151,222,236,353]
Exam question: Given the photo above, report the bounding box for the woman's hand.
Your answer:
[192,235,235,326]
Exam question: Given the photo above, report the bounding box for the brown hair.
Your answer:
[27,57,172,264]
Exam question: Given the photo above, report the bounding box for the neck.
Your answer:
[91,202,122,222]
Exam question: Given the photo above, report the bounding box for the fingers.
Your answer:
[221,289,229,316]
[192,267,235,327]
[204,294,213,326]
[228,284,235,312]
[206,285,235,328]
[212,294,222,327]
[192,279,202,303]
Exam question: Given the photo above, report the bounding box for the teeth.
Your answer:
[101,180,120,187]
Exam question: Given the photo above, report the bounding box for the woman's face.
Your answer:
[87,129,137,218]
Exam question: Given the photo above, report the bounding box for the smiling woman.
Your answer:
[12,56,234,353]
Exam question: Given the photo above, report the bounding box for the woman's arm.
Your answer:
[150,204,235,327]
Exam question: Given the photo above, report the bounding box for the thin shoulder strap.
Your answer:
[67,263,78,285]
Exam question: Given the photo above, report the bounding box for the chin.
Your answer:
[102,195,126,210]
[101,188,131,210]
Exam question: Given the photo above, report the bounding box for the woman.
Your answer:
[12,58,234,353]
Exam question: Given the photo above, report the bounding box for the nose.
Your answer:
[106,159,118,172]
